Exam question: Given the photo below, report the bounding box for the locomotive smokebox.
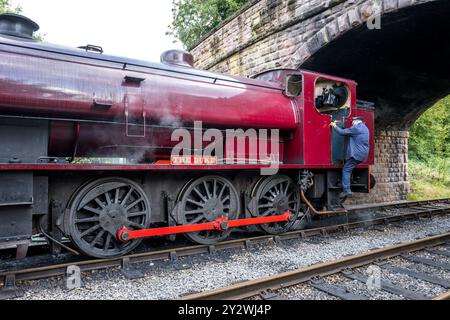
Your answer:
[0,13,39,39]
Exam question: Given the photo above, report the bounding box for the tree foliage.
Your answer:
[168,0,250,49]
[0,0,22,14]
[409,95,450,179]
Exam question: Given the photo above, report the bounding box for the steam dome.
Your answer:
[0,13,39,40]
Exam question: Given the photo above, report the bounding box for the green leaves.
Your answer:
[409,95,450,181]
[0,0,22,14]
[168,0,249,49]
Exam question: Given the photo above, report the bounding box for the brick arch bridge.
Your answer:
[190,0,450,204]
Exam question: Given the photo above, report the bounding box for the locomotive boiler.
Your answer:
[0,14,375,258]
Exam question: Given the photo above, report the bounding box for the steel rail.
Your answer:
[1,199,449,286]
[180,232,450,300]
[346,199,450,214]
[433,291,450,300]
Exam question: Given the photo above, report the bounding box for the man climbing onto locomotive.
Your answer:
[331,116,370,200]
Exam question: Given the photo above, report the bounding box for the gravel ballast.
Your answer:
[14,215,450,300]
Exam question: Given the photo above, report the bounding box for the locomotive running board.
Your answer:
[118,212,294,242]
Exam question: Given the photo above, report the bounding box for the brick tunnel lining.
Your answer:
[301,0,450,131]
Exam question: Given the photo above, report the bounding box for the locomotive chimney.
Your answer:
[0,13,39,40]
[160,50,194,68]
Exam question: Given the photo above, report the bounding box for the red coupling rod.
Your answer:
[118,212,293,242]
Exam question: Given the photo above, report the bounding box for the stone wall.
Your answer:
[190,0,430,77]
[191,0,354,76]
[346,130,410,204]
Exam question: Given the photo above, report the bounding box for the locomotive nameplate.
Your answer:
[171,156,217,166]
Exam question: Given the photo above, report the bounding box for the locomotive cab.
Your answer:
[255,69,374,211]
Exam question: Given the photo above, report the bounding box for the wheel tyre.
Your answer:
[176,175,240,245]
[68,177,151,258]
[250,175,300,235]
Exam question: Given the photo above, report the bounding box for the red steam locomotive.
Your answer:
[0,14,375,258]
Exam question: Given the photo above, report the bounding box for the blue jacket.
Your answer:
[333,122,370,162]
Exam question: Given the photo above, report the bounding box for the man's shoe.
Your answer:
[340,191,353,199]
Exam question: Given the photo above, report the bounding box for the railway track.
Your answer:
[181,233,450,300]
[1,198,449,300]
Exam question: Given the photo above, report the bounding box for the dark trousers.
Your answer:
[342,157,362,193]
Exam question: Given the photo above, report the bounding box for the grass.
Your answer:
[408,158,450,201]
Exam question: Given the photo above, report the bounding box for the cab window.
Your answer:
[315,78,350,116]
[285,74,303,97]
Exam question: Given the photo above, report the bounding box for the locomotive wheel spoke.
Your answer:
[261,208,274,217]
[75,217,100,224]
[127,211,148,218]
[105,192,112,205]
[186,198,204,207]
[121,187,134,206]
[80,225,101,238]
[190,215,206,224]
[213,179,217,198]
[125,197,144,210]
[127,221,145,230]
[95,198,106,209]
[114,188,120,204]
[193,187,207,202]
[204,181,212,199]
[185,209,206,215]
[90,230,105,248]
[284,182,291,194]
[275,185,281,195]
[104,234,112,251]
[83,206,103,215]
[218,184,227,199]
